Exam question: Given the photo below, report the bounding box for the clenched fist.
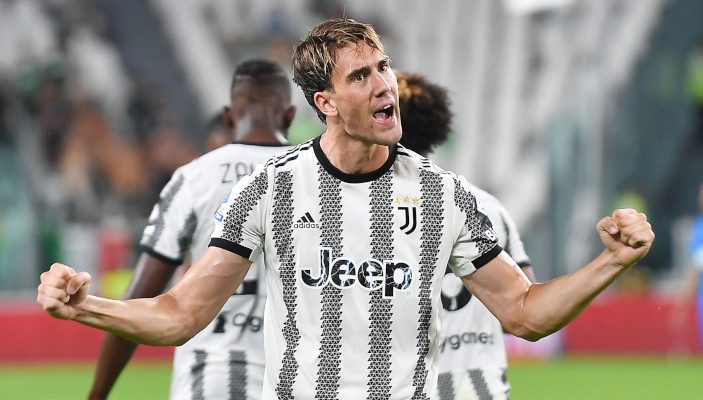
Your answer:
[597,208,655,269]
[37,263,91,320]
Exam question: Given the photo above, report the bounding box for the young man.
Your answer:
[39,18,654,399]
[396,71,534,399]
[87,58,295,400]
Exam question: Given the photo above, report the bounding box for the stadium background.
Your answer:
[1,0,702,398]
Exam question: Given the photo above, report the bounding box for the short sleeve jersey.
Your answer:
[141,142,291,400]
[436,183,531,400]
[210,137,502,399]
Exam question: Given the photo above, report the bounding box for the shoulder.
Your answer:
[270,139,316,170]
[395,144,454,179]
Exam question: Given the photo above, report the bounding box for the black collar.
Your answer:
[312,135,397,183]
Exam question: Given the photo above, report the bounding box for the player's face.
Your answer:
[328,43,401,146]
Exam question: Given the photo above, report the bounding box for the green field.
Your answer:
[1,357,701,399]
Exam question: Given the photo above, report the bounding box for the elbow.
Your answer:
[139,295,199,346]
[169,313,198,346]
[502,319,550,342]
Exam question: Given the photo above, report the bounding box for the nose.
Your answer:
[371,70,392,98]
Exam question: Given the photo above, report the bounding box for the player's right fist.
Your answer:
[37,263,91,320]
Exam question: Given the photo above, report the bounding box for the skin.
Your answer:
[37,41,654,357]
[86,78,294,400]
[313,44,401,174]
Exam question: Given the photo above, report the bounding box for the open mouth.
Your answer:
[373,104,394,122]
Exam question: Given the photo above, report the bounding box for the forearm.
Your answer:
[512,251,626,340]
[74,294,196,346]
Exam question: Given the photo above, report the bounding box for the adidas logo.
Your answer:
[293,212,320,229]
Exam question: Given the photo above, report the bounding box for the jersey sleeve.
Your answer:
[209,161,271,262]
[140,167,198,265]
[496,201,531,268]
[448,176,502,277]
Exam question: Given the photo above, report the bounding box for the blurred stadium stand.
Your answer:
[2,0,703,358]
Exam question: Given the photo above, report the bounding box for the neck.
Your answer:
[319,127,390,174]
[233,108,287,145]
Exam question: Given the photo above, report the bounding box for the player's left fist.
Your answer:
[596,208,655,268]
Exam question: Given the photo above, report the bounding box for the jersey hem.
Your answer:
[209,238,253,259]
[473,244,503,269]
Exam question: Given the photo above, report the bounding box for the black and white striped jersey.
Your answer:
[210,136,502,399]
[437,184,531,400]
[140,142,291,400]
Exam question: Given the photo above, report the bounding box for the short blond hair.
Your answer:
[292,18,385,122]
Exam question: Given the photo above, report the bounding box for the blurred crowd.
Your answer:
[0,0,198,290]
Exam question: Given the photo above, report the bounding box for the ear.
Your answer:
[314,91,337,118]
[222,105,235,128]
[281,105,297,130]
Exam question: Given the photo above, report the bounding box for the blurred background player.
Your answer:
[396,71,537,399]
[87,58,295,400]
[204,110,232,152]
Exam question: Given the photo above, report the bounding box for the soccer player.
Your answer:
[39,18,654,398]
[396,71,535,399]
[87,58,295,400]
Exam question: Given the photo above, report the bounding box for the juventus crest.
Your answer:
[395,194,421,235]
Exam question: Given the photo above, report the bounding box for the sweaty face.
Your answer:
[327,43,401,146]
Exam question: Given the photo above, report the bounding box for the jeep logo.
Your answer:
[300,248,413,298]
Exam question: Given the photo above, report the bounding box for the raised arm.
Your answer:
[37,247,252,346]
[463,208,654,341]
[87,253,180,400]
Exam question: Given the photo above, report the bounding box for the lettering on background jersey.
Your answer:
[441,266,472,311]
[300,248,413,298]
[220,162,256,183]
[439,331,495,351]
[212,311,262,333]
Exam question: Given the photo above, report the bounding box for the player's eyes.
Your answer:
[354,73,365,82]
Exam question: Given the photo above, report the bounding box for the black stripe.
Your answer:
[145,173,185,249]
[314,164,344,399]
[437,372,455,400]
[473,244,502,269]
[209,238,253,260]
[228,350,247,399]
[177,210,198,257]
[272,171,300,398]
[220,167,269,245]
[305,212,315,223]
[274,141,314,167]
[191,350,207,400]
[300,214,309,223]
[367,171,394,397]
[233,280,258,296]
[412,169,444,399]
[275,153,300,168]
[468,369,493,400]
[141,246,182,266]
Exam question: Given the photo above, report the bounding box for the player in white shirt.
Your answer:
[40,18,654,400]
[87,58,295,400]
[396,72,536,399]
